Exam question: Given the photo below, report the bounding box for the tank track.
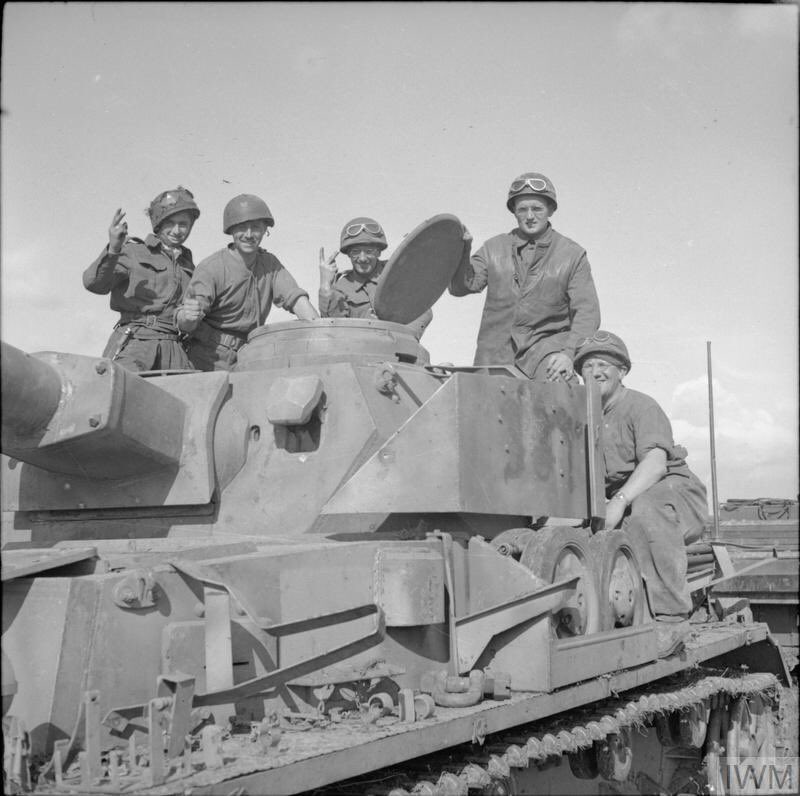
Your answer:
[12,670,782,795]
[310,671,780,796]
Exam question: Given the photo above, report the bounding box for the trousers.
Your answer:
[185,321,247,372]
[102,326,192,372]
[621,473,707,617]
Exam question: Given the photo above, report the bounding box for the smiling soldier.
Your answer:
[177,194,319,371]
[575,331,708,657]
[318,217,433,340]
[83,187,200,372]
[450,172,600,381]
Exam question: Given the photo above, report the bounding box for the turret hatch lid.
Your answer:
[373,213,467,324]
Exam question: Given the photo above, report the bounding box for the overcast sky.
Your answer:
[1,2,797,504]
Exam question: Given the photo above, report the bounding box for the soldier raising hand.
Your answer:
[317,217,433,340]
[83,187,201,372]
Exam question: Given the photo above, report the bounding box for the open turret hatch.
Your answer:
[373,213,467,323]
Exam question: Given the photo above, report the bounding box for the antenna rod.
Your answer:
[707,341,721,539]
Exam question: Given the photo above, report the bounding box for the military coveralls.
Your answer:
[185,245,309,371]
[602,386,708,617]
[83,234,194,371]
[449,225,600,379]
[319,261,433,340]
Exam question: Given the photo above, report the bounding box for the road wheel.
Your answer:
[567,746,598,779]
[588,530,646,630]
[680,700,710,749]
[726,694,776,765]
[520,527,600,638]
[654,711,681,747]
[596,728,633,782]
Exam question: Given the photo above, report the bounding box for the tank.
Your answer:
[1,216,792,794]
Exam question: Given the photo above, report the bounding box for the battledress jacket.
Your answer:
[319,261,433,340]
[83,234,194,369]
[449,226,600,376]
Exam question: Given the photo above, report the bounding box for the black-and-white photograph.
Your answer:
[1,3,797,794]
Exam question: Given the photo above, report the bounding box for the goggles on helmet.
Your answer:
[575,330,631,372]
[579,331,615,346]
[509,177,550,194]
[343,222,384,238]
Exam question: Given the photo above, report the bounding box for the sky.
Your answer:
[1,2,797,505]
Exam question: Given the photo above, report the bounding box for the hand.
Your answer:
[461,226,473,243]
[180,296,205,324]
[292,295,319,321]
[545,351,574,382]
[108,208,128,253]
[604,497,626,530]
[319,246,339,289]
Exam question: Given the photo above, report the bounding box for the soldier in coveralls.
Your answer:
[177,194,318,371]
[318,217,433,340]
[83,187,200,372]
[575,331,708,657]
[449,173,600,382]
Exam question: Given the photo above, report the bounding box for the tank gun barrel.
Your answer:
[1,341,63,443]
[1,340,187,479]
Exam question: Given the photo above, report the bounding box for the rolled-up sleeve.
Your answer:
[563,253,600,358]
[83,246,127,294]
[449,242,487,296]
[633,401,676,462]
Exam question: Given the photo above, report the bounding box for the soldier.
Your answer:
[449,172,600,381]
[83,187,200,372]
[176,194,318,371]
[575,331,708,657]
[318,217,432,340]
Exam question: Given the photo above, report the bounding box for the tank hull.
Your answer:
[0,322,792,793]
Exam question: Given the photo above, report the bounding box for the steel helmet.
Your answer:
[339,217,388,253]
[148,187,200,231]
[574,331,632,373]
[506,172,558,212]
[223,194,275,234]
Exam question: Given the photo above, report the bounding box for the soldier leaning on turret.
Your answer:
[318,217,433,340]
[449,172,600,382]
[176,194,319,372]
[82,187,200,372]
[575,331,708,658]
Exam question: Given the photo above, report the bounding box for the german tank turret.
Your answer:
[1,215,790,795]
